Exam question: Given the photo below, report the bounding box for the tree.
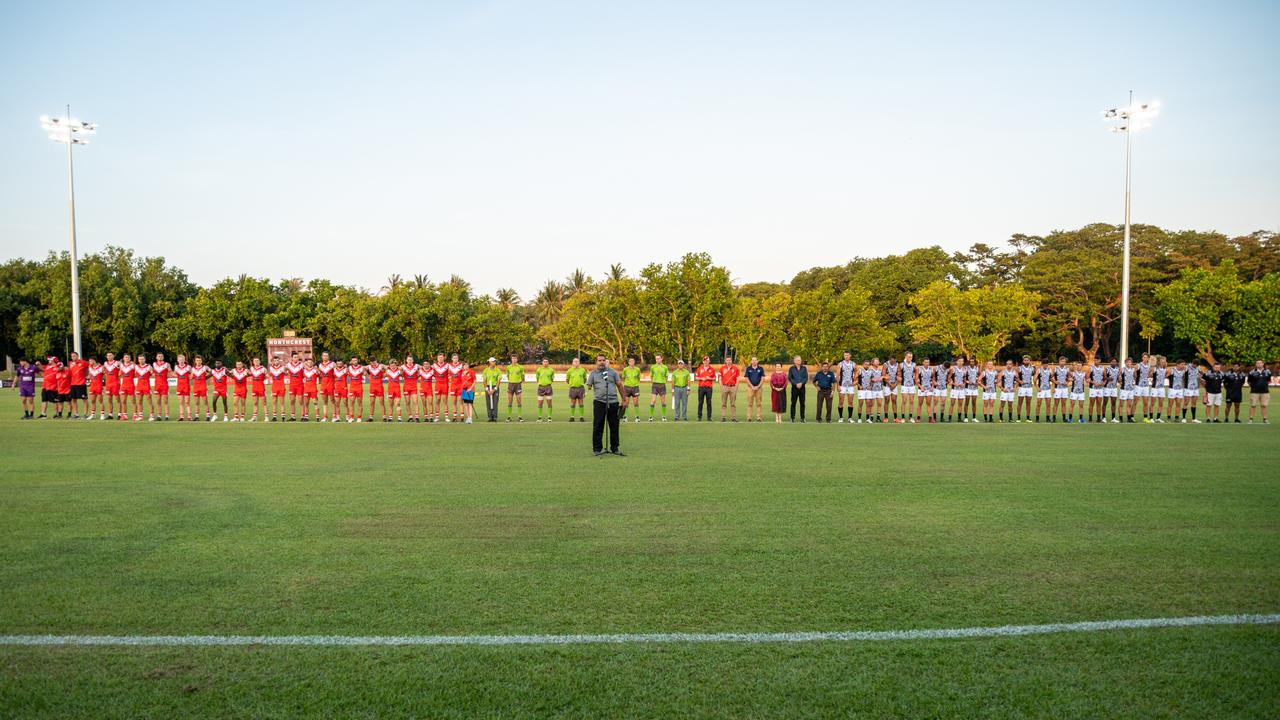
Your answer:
[382,274,402,293]
[494,288,521,311]
[1153,261,1241,365]
[542,278,642,362]
[787,281,893,362]
[530,280,567,328]
[608,263,626,281]
[908,281,1040,361]
[726,291,791,361]
[1224,273,1280,361]
[564,269,590,296]
[637,253,735,362]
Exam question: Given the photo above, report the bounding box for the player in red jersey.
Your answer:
[118,354,136,421]
[301,358,320,420]
[385,360,403,421]
[346,357,365,423]
[447,353,466,422]
[87,358,105,419]
[365,358,385,421]
[56,361,72,417]
[190,357,210,420]
[102,352,121,419]
[67,352,89,418]
[268,357,287,421]
[248,357,267,421]
[431,353,450,422]
[326,360,345,422]
[210,361,229,422]
[459,361,477,424]
[173,355,192,421]
[134,353,154,421]
[230,361,250,421]
[419,361,435,422]
[317,352,337,419]
[38,357,62,418]
[152,352,172,420]
[285,353,305,420]
[402,355,420,422]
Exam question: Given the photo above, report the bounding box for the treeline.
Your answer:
[1,223,1277,366]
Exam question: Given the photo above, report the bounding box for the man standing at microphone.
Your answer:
[588,356,627,457]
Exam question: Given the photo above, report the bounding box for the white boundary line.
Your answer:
[2,613,1276,647]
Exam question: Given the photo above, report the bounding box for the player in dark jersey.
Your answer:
[1223,362,1246,423]
[1247,360,1272,424]
[1201,362,1224,423]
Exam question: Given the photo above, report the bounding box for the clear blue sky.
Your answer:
[2,1,1277,298]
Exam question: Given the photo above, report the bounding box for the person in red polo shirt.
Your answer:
[718,356,740,422]
[67,352,89,418]
[459,361,477,424]
[152,352,171,421]
[694,356,717,421]
[39,357,62,419]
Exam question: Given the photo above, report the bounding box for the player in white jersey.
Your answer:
[1015,356,1036,422]
[1052,357,1072,422]
[1181,361,1200,423]
[883,357,900,422]
[948,358,967,422]
[979,361,999,423]
[916,358,936,423]
[1149,357,1169,422]
[1069,362,1087,422]
[1119,358,1138,423]
[1035,359,1054,422]
[998,360,1017,422]
[1136,352,1153,420]
[964,362,980,422]
[836,351,857,423]
[898,352,917,423]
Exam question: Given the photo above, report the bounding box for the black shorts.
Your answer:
[70,386,88,400]
[42,389,60,403]
[1226,391,1243,403]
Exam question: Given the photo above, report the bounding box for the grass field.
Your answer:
[1,388,1278,718]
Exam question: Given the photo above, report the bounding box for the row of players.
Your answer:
[14,351,1276,425]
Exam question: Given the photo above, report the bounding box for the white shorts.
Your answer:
[857,390,872,400]
[839,386,856,395]
[1053,388,1068,399]
[1070,392,1086,402]
[1017,387,1034,397]
[1169,389,1184,399]
[934,389,947,398]
[1119,389,1134,401]
[1105,388,1117,398]
[1185,388,1198,399]
[1205,393,1222,406]
[1038,390,1053,399]
[899,386,917,395]
[1000,392,1015,402]
[966,388,978,397]
[951,388,966,399]
[982,391,996,401]
[1136,386,1150,397]
[885,386,897,396]
[1151,388,1167,398]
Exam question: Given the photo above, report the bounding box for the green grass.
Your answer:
[2,389,1278,718]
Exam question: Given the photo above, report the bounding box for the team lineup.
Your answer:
[13,349,1274,425]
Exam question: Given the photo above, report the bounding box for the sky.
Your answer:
[1,1,1277,299]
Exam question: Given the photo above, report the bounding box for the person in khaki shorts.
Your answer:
[1247,360,1272,424]
[718,356,740,422]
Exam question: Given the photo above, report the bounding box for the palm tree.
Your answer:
[447,274,472,293]
[495,288,520,311]
[412,274,429,289]
[531,280,566,327]
[608,263,625,281]
[382,274,403,293]
[565,268,589,296]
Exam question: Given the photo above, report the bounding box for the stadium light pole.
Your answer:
[1103,93,1158,368]
[40,107,96,358]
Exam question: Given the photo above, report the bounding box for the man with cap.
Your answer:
[671,359,691,421]
[587,356,627,456]
[482,357,503,422]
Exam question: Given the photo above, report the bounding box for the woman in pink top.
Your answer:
[770,363,788,423]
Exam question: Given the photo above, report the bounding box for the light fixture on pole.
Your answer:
[40,108,96,358]
[1103,93,1158,369]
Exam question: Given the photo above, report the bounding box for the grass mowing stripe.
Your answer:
[4,613,1277,647]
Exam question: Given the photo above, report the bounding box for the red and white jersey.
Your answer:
[174,363,191,378]
[303,367,319,382]
[317,361,336,379]
[135,362,152,380]
[347,364,364,380]
[231,368,249,382]
[402,363,419,380]
[366,362,384,379]
[88,365,104,382]
[251,366,268,381]
[151,361,170,383]
[190,365,209,380]
[269,365,287,383]
[447,361,464,378]
[432,362,449,380]
[420,365,434,383]
[385,368,402,382]
[286,361,304,380]
[211,367,227,384]
[103,360,120,380]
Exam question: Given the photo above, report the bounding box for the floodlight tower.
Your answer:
[1103,93,1158,369]
[40,106,97,357]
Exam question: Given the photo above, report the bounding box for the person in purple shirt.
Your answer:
[16,359,38,419]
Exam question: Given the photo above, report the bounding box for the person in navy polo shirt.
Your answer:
[813,361,836,423]
[744,357,765,422]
